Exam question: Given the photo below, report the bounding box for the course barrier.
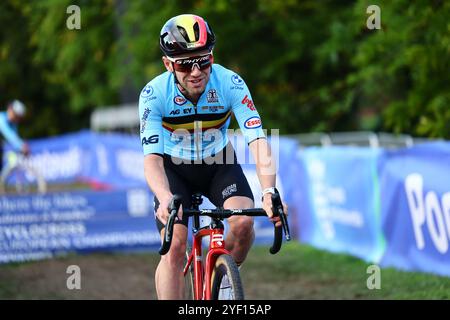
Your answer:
[1,131,449,277]
[295,142,450,277]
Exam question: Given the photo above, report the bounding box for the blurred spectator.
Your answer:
[0,100,30,171]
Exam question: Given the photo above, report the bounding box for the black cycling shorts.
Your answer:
[153,143,254,232]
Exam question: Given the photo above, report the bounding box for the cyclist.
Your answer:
[139,14,288,299]
[0,100,30,172]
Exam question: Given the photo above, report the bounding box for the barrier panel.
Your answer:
[0,188,160,263]
[378,142,450,277]
[295,142,450,277]
[295,146,386,263]
[2,130,449,277]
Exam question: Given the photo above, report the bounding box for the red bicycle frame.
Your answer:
[159,192,291,300]
[184,225,229,299]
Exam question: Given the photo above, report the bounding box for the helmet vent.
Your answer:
[160,15,216,56]
[193,22,200,41]
[177,26,190,42]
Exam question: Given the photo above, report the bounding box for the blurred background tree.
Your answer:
[0,0,448,138]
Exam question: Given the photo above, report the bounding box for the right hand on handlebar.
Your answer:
[159,194,183,255]
[156,193,182,225]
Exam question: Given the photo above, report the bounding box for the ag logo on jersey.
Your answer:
[244,116,262,129]
[142,135,159,145]
[231,74,244,86]
[141,84,154,98]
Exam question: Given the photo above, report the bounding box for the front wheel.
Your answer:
[184,245,195,299]
[0,163,47,195]
[211,254,244,300]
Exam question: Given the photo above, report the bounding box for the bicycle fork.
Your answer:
[204,225,229,300]
[185,221,230,300]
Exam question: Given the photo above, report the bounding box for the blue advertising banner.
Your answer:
[296,146,386,263]
[86,132,146,188]
[0,188,160,263]
[379,142,450,277]
[2,130,146,189]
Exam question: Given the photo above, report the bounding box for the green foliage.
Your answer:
[0,0,448,138]
[242,242,450,299]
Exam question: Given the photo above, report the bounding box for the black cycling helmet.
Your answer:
[160,14,216,57]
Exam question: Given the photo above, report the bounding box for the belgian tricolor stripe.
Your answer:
[162,111,231,133]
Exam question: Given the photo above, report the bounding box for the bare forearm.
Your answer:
[249,138,288,225]
[144,154,172,200]
[249,138,276,189]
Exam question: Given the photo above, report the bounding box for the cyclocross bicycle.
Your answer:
[159,189,290,300]
[0,151,46,195]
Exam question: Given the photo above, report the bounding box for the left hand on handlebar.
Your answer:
[262,193,288,228]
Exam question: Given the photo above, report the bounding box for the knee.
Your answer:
[230,216,254,239]
[161,237,186,268]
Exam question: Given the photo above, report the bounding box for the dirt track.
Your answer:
[0,253,158,299]
[0,250,315,300]
[0,251,293,300]
[4,245,448,300]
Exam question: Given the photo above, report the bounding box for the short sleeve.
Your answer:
[229,73,266,144]
[138,83,165,155]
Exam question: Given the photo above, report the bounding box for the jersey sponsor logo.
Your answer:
[241,94,255,111]
[244,116,262,129]
[231,74,244,86]
[140,84,154,98]
[200,105,224,112]
[230,85,244,90]
[169,107,192,115]
[143,96,156,103]
[207,89,219,103]
[209,106,224,112]
[140,108,151,133]
[140,121,147,133]
[142,108,151,120]
[142,135,159,145]
[174,95,187,105]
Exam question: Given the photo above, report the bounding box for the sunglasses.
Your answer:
[167,53,213,72]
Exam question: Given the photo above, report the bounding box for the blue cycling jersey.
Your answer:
[0,111,25,151]
[138,64,265,160]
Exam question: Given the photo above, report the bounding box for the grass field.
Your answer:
[0,241,449,300]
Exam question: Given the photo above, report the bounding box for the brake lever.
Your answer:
[271,189,291,241]
[159,194,182,255]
